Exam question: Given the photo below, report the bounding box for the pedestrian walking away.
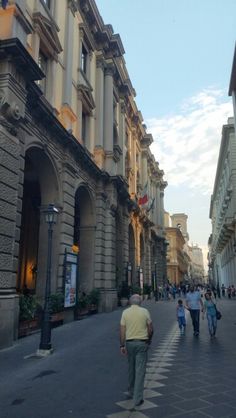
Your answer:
[176,299,186,335]
[185,284,203,336]
[221,283,226,297]
[202,292,218,338]
[119,294,153,409]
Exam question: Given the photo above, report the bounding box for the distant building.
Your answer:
[165,213,189,285]
[165,212,204,284]
[189,245,204,283]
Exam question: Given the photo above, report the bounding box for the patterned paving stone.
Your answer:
[172,399,212,411]
[145,373,168,380]
[200,404,236,417]
[170,412,211,418]
[144,380,165,389]
[202,383,232,394]
[146,366,170,372]
[107,411,149,418]
[116,399,158,411]
[178,389,212,400]
[145,404,183,417]
[200,393,235,405]
[143,389,162,399]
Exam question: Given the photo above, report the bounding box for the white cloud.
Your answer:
[148,88,232,195]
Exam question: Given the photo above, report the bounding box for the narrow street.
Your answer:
[1,298,236,418]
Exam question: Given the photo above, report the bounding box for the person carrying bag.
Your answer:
[202,292,220,338]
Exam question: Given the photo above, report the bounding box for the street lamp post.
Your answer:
[38,204,59,353]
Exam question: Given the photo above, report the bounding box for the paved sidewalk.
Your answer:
[108,297,236,418]
[0,297,236,418]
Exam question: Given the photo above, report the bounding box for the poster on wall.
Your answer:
[64,252,77,308]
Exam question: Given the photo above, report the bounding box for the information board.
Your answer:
[64,251,77,308]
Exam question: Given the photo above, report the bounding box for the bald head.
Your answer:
[130,294,142,306]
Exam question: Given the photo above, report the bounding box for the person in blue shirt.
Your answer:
[202,292,217,338]
[185,285,203,336]
[176,299,186,335]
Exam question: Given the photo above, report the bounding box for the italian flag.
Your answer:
[138,183,148,206]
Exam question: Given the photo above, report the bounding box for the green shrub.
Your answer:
[78,292,88,309]
[87,289,100,305]
[49,293,64,313]
[19,295,38,321]
[143,283,152,295]
[131,285,142,295]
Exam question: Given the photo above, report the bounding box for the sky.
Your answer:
[95,0,236,268]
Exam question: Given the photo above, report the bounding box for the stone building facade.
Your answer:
[0,0,167,348]
[165,227,188,285]
[209,117,236,288]
[188,245,204,283]
[164,213,189,285]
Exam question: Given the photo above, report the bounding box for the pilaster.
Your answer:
[95,56,104,149]
[63,4,74,107]
[117,100,125,176]
[104,63,114,153]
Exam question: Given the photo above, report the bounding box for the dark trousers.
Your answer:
[189,309,200,334]
[126,340,148,405]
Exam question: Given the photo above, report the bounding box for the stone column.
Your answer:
[160,189,165,228]
[63,5,74,106]
[56,160,77,290]
[88,52,95,154]
[122,209,130,281]
[94,187,117,312]
[104,64,114,151]
[95,56,104,148]
[156,185,161,226]
[77,91,83,140]
[119,101,126,177]
[141,151,148,186]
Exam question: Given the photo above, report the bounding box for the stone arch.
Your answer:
[17,146,60,297]
[74,184,95,293]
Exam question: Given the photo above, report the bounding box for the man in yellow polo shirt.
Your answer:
[120,294,153,408]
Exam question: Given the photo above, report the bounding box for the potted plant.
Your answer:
[87,289,100,314]
[143,283,152,300]
[131,285,142,295]
[77,292,89,317]
[49,293,65,326]
[18,294,40,337]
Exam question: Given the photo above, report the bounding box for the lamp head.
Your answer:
[43,204,59,225]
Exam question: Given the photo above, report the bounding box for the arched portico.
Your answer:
[17,146,60,298]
